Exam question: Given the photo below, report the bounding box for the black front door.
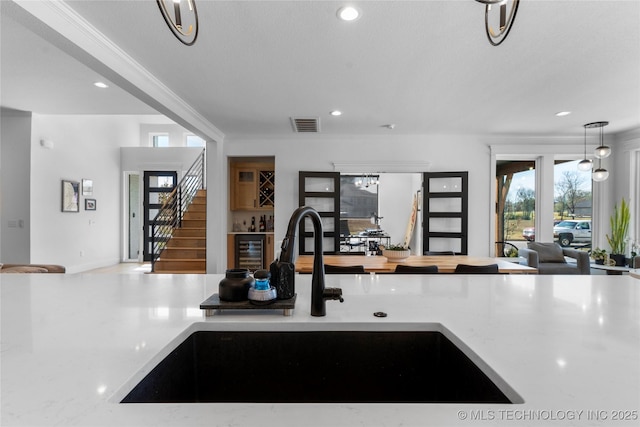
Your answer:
[143,171,177,261]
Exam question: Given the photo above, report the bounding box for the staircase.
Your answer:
[152,189,206,274]
[150,149,206,274]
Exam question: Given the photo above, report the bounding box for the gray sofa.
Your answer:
[518,242,590,275]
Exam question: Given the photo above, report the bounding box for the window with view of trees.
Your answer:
[496,160,536,249]
[554,165,592,221]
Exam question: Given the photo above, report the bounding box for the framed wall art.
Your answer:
[61,180,80,212]
[85,199,97,211]
[82,179,93,196]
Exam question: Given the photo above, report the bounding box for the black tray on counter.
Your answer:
[200,293,296,316]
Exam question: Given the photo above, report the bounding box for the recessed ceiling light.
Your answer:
[94,82,109,89]
[337,6,360,21]
[555,111,571,117]
[330,110,342,116]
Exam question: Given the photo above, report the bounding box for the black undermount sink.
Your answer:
[121,326,521,404]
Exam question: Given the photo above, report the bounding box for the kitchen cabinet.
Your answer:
[266,233,275,265]
[230,162,274,211]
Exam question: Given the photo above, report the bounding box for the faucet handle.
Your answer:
[324,287,344,303]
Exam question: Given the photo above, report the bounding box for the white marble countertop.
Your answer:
[1,272,639,426]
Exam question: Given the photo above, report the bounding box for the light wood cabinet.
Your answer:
[266,233,275,265]
[227,234,235,270]
[230,162,274,211]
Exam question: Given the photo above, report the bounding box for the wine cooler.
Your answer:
[234,234,266,272]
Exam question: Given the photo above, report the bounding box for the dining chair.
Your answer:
[453,264,499,274]
[324,264,366,274]
[424,251,456,256]
[394,265,439,274]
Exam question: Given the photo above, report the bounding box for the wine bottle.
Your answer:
[250,217,256,232]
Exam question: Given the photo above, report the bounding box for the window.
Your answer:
[152,134,169,147]
[554,159,592,248]
[340,175,379,219]
[186,135,205,147]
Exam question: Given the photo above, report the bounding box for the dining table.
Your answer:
[295,254,537,274]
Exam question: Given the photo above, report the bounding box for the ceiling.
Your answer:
[2,0,639,139]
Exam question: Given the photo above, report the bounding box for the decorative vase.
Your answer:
[382,250,411,262]
[595,259,604,265]
[218,268,255,301]
[609,254,626,267]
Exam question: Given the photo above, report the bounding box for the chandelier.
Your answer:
[578,121,611,182]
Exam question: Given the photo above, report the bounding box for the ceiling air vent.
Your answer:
[291,117,320,133]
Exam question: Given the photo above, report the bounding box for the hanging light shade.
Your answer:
[586,121,611,158]
[476,0,520,46]
[583,121,611,181]
[594,145,612,159]
[592,167,609,182]
[577,159,593,171]
[577,125,593,171]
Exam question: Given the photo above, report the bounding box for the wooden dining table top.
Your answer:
[295,254,537,274]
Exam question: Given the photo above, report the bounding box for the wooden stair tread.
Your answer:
[152,187,206,274]
[165,247,205,250]
[170,236,205,239]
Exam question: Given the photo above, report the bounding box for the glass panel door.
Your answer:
[128,174,141,260]
[298,172,340,254]
[143,171,177,261]
[423,172,468,255]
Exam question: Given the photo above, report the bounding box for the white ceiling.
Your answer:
[2,0,639,139]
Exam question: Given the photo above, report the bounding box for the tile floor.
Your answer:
[83,263,151,274]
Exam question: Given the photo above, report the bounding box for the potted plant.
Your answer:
[381,244,411,262]
[606,198,630,266]
[590,248,607,265]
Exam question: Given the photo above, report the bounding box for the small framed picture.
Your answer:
[82,179,93,196]
[85,199,96,211]
[61,180,80,212]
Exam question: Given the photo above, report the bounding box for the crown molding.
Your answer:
[12,0,224,143]
[332,161,431,173]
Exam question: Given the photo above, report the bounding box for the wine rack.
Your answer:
[258,170,275,208]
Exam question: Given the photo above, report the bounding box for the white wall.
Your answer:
[377,173,422,252]
[29,114,147,272]
[139,123,193,147]
[121,147,204,171]
[1,108,32,263]
[612,129,640,253]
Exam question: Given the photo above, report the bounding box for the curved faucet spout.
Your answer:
[271,206,343,316]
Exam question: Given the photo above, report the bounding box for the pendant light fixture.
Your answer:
[476,0,520,46]
[581,121,610,182]
[157,0,199,46]
[577,125,593,171]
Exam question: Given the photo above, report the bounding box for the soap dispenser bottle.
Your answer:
[270,258,295,300]
[248,269,277,305]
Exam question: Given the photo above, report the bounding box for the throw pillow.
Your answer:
[527,242,566,263]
